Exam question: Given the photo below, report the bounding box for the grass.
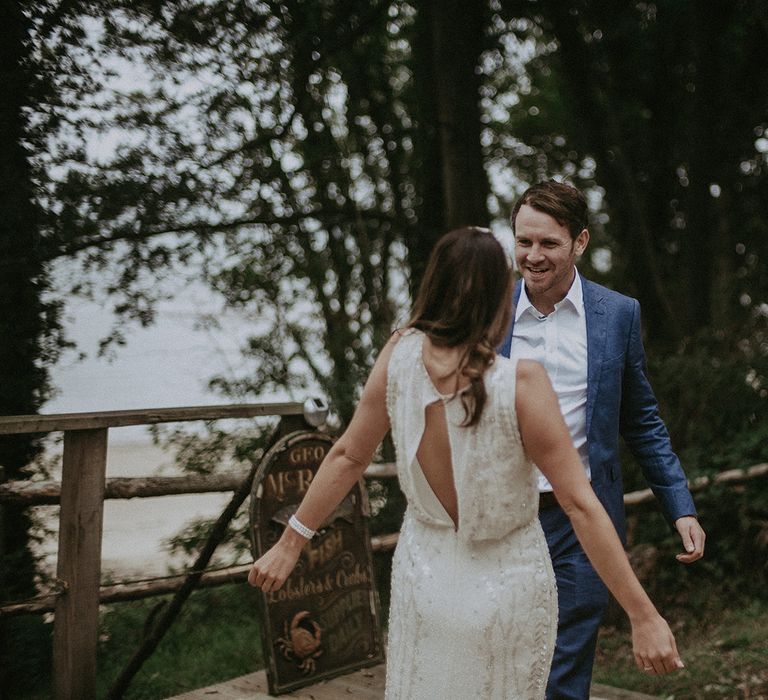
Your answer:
[9,585,265,700]
[96,585,266,699]
[593,598,768,699]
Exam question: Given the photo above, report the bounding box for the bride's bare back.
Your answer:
[414,338,468,529]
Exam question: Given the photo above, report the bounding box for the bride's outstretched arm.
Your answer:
[515,359,684,676]
[248,334,399,593]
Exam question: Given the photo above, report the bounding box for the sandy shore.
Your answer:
[35,439,245,579]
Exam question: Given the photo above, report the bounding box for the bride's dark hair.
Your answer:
[408,226,513,427]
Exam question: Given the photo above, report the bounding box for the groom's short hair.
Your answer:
[512,180,588,240]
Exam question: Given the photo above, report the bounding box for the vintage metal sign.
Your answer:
[250,430,384,695]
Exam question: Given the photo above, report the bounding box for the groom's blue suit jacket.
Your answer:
[499,275,697,541]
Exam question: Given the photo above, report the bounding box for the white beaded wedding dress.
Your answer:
[384,329,557,699]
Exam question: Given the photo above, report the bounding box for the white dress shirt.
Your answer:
[509,273,591,492]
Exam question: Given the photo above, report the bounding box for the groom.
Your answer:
[499,180,705,700]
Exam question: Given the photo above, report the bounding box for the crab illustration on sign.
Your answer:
[275,611,323,675]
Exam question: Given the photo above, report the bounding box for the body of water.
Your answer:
[35,271,295,580]
[36,439,243,579]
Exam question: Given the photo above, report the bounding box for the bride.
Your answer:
[249,226,683,699]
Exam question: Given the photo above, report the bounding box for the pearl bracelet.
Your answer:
[288,514,316,539]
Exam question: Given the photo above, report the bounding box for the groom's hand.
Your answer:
[674,516,705,563]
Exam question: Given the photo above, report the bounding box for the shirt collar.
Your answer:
[515,269,584,321]
[515,284,537,321]
[563,270,585,315]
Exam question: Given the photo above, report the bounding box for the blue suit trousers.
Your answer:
[540,505,609,700]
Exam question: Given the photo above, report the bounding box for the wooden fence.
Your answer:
[1,402,767,699]
[0,401,356,699]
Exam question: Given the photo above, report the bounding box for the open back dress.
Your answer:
[384,329,557,699]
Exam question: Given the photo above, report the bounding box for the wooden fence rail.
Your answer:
[0,402,308,435]
[1,532,403,618]
[624,462,768,505]
[5,461,767,507]
[0,463,399,505]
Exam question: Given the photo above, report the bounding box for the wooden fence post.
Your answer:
[53,429,108,700]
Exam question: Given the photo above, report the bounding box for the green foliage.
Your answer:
[0,0,75,620]
[151,422,277,476]
[492,0,768,349]
[625,482,768,603]
[164,513,252,568]
[649,321,768,472]
[35,0,433,422]
[595,597,768,698]
[1,616,53,699]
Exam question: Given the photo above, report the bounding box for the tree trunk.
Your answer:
[0,2,54,692]
[0,1,49,603]
[407,0,491,295]
[538,0,684,346]
[430,0,490,231]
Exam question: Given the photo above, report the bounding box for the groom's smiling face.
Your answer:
[513,204,589,312]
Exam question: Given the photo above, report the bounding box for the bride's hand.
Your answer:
[248,534,306,592]
[631,613,685,675]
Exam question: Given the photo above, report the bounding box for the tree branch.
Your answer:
[43,208,394,262]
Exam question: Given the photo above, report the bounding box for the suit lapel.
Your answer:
[498,281,523,357]
[583,276,608,433]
